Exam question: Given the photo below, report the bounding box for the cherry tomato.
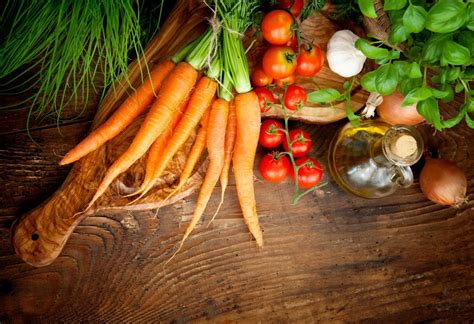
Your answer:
[291,157,323,188]
[285,35,298,52]
[251,67,273,87]
[296,43,324,77]
[259,119,285,148]
[284,84,307,110]
[259,152,291,183]
[261,10,294,45]
[283,128,312,157]
[254,87,275,113]
[275,74,296,88]
[279,0,305,17]
[262,46,297,80]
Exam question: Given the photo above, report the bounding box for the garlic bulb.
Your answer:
[327,30,367,78]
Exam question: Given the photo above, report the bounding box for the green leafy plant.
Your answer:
[356,0,473,130]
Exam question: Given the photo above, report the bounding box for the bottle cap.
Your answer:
[383,125,423,166]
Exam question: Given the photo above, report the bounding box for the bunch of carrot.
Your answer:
[60,1,264,256]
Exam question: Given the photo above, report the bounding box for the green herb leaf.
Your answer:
[307,88,342,103]
[441,40,471,66]
[399,77,422,96]
[417,97,442,131]
[465,113,474,129]
[457,31,474,55]
[384,0,407,11]
[358,0,377,18]
[402,87,432,106]
[455,82,464,93]
[430,86,451,100]
[375,64,399,96]
[406,62,422,79]
[403,5,427,33]
[422,34,448,63]
[346,99,361,124]
[360,70,378,92]
[446,67,461,83]
[355,39,390,59]
[441,103,466,128]
[393,61,409,77]
[466,4,474,31]
[389,23,409,45]
[440,84,454,103]
[426,0,467,33]
[343,81,351,90]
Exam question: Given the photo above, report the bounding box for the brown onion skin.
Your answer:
[420,158,467,206]
[378,90,425,125]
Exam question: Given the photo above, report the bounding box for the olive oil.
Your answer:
[328,120,423,199]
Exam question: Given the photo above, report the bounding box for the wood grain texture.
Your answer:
[10,0,373,268]
[1,1,473,322]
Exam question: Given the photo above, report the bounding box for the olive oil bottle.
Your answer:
[328,120,423,198]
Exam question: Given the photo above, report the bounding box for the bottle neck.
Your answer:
[381,125,423,166]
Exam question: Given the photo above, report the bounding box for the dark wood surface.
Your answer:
[1,7,474,324]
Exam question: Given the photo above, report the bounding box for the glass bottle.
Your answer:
[328,120,424,199]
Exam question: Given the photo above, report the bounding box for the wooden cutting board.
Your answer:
[12,0,371,267]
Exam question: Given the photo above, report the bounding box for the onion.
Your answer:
[420,158,467,206]
[377,90,425,125]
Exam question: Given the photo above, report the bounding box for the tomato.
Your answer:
[259,152,291,183]
[283,128,312,157]
[275,74,296,88]
[254,87,275,113]
[278,0,304,17]
[284,84,307,110]
[285,35,298,52]
[259,119,285,148]
[261,10,294,45]
[262,46,297,79]
[251,67,273,87]
[296,43,324,77]
[291,157,323,188]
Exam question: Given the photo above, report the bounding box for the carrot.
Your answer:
[127,97,189,198]
[156,111,210,210]
[85,62,198,209]
[233,91,263,247]
[136,76,217,199]
[60,60,175,165]
[208,99,236,224]
[169,98,228,260]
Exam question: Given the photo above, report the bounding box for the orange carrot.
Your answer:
[208,99,236,224]
[170,98,228,259]
[128,97,190,198]
[60,60,175,165]
[156,111,210,210]
[137,76,217,199]
[85,62,198,209]
[233,91,263,247]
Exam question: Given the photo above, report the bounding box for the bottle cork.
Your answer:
[390,134,417,158]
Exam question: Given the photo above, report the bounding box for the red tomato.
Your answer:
[296,43,324,77]
[285,35,298,52]
[275,74,296,88]
[284,84,307,110]
[283,128,312,157]
[262,46,297,79]
[259,152,291,183]
[259,119,285,148]
[254,87,275,113]
[291,157,323,188]
[261,10,294,45]
[279,0,305,17]
[251,67,273,87]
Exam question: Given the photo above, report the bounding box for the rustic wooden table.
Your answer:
[1,3,473,321]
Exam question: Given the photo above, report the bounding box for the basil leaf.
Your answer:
[441,103,466,128]
[426,0,467,33]
[375,64,399,96]
[430,86,451,100]
[360,70,378,92]
[389,50,401,60]
[467,4,474,31]
[406,62,422,79]
[446,67,461,83]
[389,9,405,24]
[393,61,409,78]
[440,84,454,103]
[455,82,464,93]
[417,97,442,131]
[441,40,470,66]
[422,34,449,63]
[402,87,432,106]
[346,99,361,125]
[465,109,474,128]
[358,0,377,18]
[457,31,474,55]
[403,5,427,33]
[307,88,342,103]
[355,39,389,59]
[399,77,422,96]
[389,23,409,45]
[462,67,474,79]
[384,0,407,11]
